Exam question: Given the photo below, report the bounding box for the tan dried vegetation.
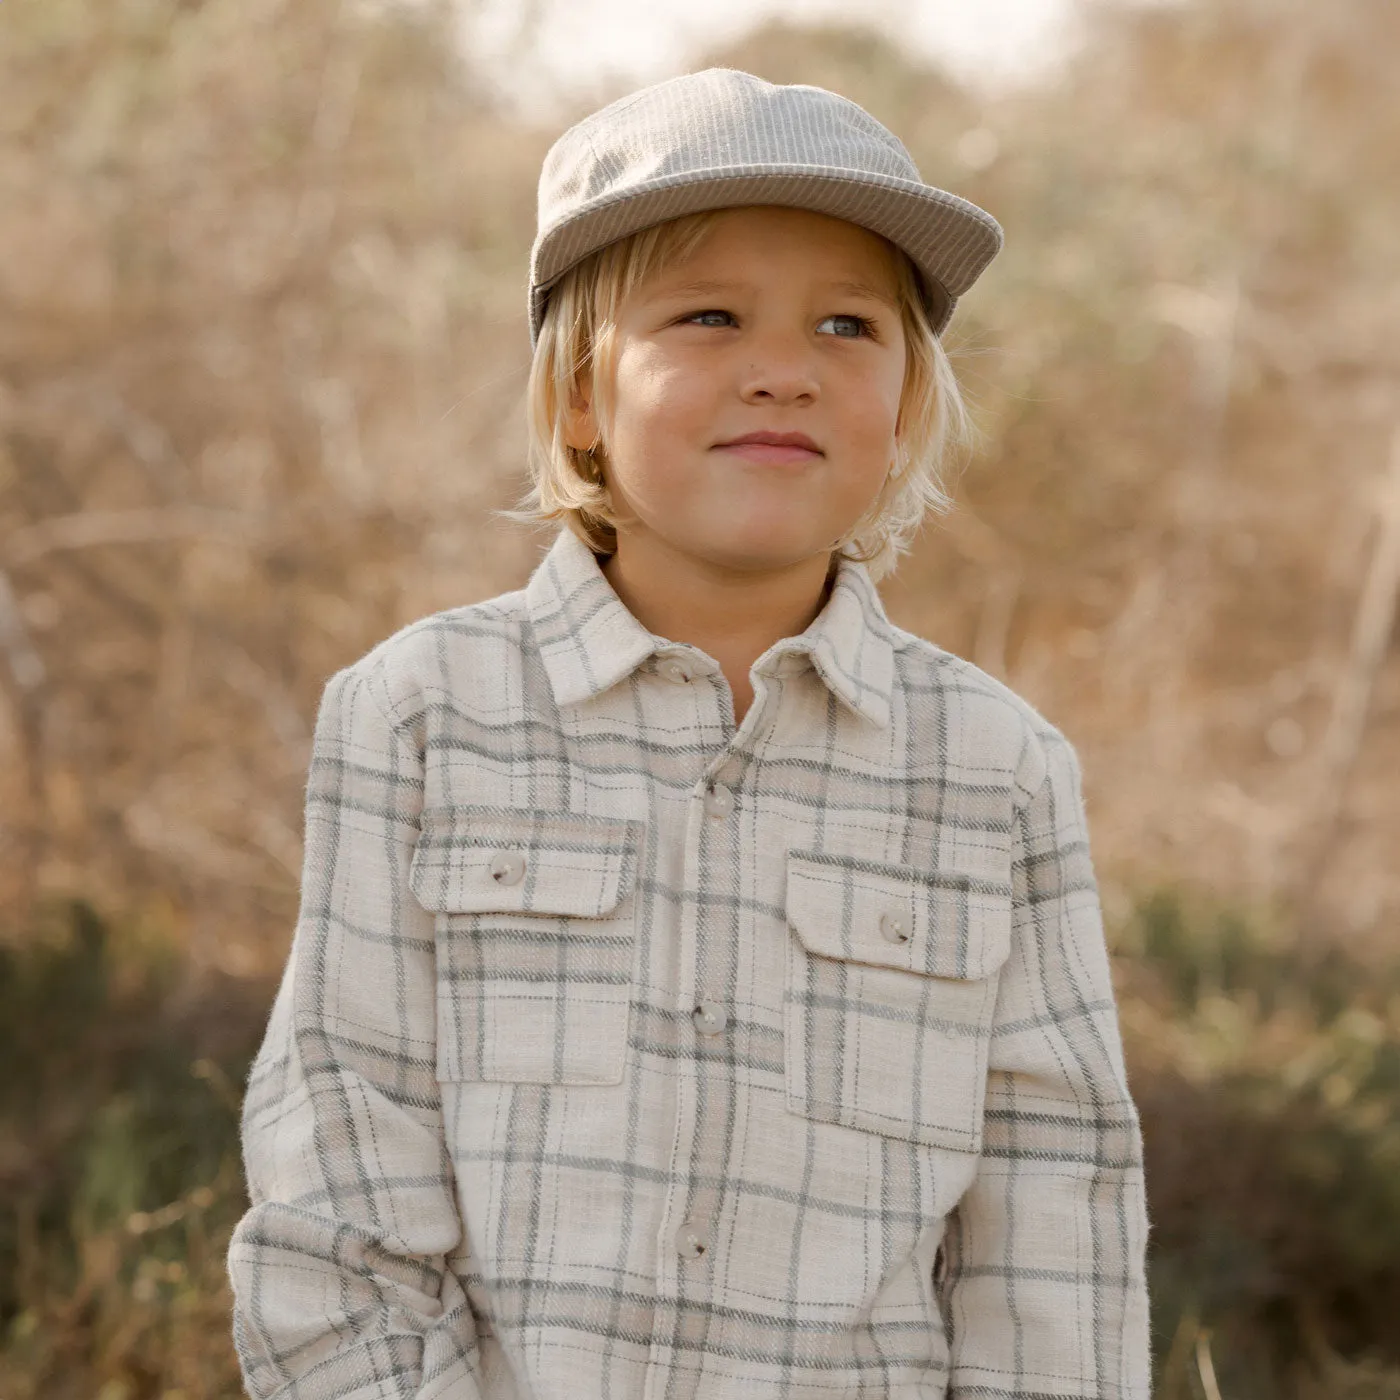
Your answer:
[1,0,1398,1395]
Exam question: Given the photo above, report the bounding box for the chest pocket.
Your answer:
[409,806,644,1086]
[783,850,1013,1154]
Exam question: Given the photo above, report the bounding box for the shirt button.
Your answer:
[879,910,910,944]
[693,1001,728,1036]
[658,657,694,684]
[488,851,526,886]
[702,782,735,819]
[674,1220,709,1259]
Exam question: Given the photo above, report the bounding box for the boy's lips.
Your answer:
[713,430,823,464]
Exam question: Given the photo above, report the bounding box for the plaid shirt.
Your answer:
[227,527,1151,1400]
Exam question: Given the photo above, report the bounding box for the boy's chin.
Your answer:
[680,525,837,576]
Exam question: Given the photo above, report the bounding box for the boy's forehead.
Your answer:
[637,209,903,302]
[646,274,900,310]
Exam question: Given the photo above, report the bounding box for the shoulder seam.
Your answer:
[893,639,1060,815]
[332,586,530,733]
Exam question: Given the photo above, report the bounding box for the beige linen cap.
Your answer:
[528,66,1003,348]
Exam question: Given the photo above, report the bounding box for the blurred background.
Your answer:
[2,0,1398,1394]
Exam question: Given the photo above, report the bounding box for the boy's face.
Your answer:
[566,205,908,575]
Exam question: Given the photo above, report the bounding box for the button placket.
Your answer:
[669,710,747,1299]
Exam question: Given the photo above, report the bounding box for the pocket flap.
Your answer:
[410,806,642,918]
[785,851,1012,980]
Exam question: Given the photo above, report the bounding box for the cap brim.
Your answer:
[528,167,1003,345]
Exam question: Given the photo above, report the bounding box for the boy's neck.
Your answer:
[601,533,836,722]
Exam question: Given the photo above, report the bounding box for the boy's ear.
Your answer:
[561,374,598,452]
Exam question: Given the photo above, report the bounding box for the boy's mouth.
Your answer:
[714,430,823,464]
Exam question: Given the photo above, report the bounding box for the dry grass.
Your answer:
[4,893,1399,1397]
[0,901,254,1399]
[2,0,1398,968]
[2,0,1399,1393]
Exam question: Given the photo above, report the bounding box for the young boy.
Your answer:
[228,67,1150,1399]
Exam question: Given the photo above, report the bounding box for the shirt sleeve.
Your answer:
[935,730,1152,1399]
[226,661,485,1400]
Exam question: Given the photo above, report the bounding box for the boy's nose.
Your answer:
[738,352,819,405]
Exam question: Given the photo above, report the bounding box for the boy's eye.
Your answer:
[681,309,876,337]
[817,314,876,338]
[685,309,735,328]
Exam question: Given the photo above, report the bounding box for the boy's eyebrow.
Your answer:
[827,279,900,309]
[648,277,900,310]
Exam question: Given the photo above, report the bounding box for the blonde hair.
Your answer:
[509,207,975,581]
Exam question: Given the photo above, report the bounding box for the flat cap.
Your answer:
[528,66,1003,347]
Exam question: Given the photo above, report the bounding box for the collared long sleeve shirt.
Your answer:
[227,526,1151,1400]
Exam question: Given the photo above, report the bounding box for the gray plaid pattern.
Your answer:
[227,527,1150,1399]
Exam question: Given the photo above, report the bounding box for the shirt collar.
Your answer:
[524,528,898,728]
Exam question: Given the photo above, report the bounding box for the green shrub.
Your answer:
[1124,886,1400,1398]
[0,899,260,1399]
[5,890,1400,1398]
